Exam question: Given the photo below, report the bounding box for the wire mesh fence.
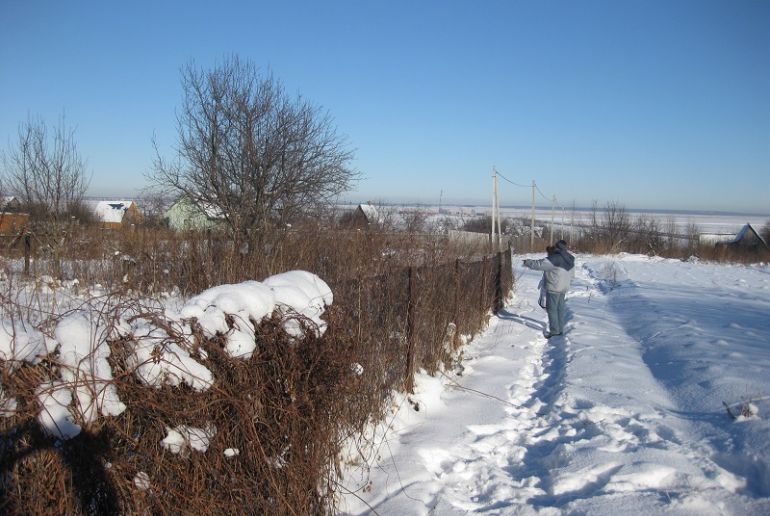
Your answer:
[0,226,513,514]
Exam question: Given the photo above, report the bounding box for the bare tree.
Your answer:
[602,201,630,249]
[4,114,90,221]
[150,57,357,244]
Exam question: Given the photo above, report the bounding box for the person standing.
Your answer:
[523,240,575,338]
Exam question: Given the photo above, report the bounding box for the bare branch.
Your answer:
[4,114,90,221]
[148,57,358,242]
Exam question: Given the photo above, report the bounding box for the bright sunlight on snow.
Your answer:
[339,254,770,515]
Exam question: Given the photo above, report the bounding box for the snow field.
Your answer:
[340,254,770,514]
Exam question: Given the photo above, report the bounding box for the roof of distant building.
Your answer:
[94,200,135,223]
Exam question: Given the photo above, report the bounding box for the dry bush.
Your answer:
[695,243,770,264]
[0,222,514,515]
[1,313,361,514]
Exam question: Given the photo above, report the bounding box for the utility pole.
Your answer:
[530,180,536,250]
[496,190,502,248]
[491,168,497,250]
[491,166,500,249]
[550,195,555,243]
[494,167,501,249]
[438,189,443,215]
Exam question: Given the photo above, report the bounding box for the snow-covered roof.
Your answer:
[94,200,135,224]
[357,203,380,223]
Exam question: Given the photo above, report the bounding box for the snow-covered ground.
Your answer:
[343,203,769,237]
[339,254,770,515]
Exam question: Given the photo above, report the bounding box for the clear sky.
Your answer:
[1,0,769,214]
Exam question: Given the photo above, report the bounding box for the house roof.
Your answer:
[0,196,19,209]
[709,223,770,249]
[731,223,769,248]
[357,203,380,223]
[94,200,135,224]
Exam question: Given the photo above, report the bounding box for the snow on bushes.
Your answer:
[36,314,129,438]
[0,319,50,369]
[36,381,81,439]
[1,320,53,417]
[125,319,215,391]
[0,270,333,440]
[263,270,334,337]
[160,424,217,454]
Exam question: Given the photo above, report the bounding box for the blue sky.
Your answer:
[1,1,768,213]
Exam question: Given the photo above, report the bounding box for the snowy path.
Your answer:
[340,255,770,515]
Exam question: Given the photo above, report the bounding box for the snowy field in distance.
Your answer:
[342,203,770,237]
[339,253,770,515]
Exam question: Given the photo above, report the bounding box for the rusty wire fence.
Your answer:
[0,226,513,514]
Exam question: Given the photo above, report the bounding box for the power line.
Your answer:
[495,170,530,188]
[534,183,551,203]
[495,170,571,219]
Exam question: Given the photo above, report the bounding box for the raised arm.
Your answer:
[523,258,556,271]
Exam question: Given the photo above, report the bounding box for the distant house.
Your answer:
[352,203,381,227]
[0,212,29,234]
[0,197,28,233]
[93,201,143,229]
[164,197,226,231]
[715,223,768,251]
[0,196,22,212]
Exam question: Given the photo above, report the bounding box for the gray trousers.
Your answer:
[545,291,567,335]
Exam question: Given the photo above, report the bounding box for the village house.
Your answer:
[0,196,29,234]
[0,196,22,212]
[164,196,225,231]
[716,223,768,251]
[700,223,769,251]
[352,203,381,227]
[93,201,143,229]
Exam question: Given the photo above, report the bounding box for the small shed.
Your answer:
[164,197,225,231]
[352,203,381,227]
[716,223,768,251]
[94,201,143,229]
[0,212,29,234]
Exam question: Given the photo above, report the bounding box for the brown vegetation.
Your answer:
[0,222,512,514]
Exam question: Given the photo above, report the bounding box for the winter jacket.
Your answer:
[523,242,575,294]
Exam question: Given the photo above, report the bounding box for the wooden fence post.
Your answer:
[404,267,416,394]
[480,256,488,312]
[452,258,460,349]
[24,233,31,276]
[505,244,513,293]
[494,251,503,314]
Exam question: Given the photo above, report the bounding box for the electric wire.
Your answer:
[496,168,570,212]
[495,170,530,188]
